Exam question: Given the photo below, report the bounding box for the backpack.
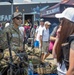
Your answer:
[61,35,74,70]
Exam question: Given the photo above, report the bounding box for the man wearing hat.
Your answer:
[2,12,28,74]
[40,21,51,62]
[2,12,23,51]
[35,18,44,46]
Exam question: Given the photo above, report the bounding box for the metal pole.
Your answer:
[11,2,13,15]
[10,0,13,23]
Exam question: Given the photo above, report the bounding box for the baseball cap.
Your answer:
[55,7,74,22]
[12,12,22,19]
[40,18,44,22]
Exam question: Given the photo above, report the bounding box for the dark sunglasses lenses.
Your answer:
[16,17,22,20]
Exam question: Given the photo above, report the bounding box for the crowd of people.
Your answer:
[0,7,74,75]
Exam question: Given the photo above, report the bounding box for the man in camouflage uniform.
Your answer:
[0,29,3,49]
[0,26,4,60]
[2,12,28,75]
[2,12,23,51]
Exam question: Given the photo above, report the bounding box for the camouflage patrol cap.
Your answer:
[12,12,22,19]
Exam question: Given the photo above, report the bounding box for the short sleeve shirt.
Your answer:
[50,26,58,37]
[35,25,44,41]
[42,27,50,41]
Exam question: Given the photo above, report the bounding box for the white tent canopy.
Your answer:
[24,0,31,2]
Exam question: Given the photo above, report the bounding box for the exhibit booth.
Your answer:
[40,0,74,24]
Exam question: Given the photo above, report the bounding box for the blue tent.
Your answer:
[40,0,74,18]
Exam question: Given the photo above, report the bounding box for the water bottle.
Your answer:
[28,61,33,75]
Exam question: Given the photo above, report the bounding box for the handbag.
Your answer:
[48,41,54,51]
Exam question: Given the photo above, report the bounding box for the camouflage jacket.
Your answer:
[0,29,3,49]
[2,24,23,52]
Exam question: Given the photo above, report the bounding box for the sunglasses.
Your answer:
[15,16,22,20]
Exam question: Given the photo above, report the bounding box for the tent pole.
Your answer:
[11,2,13,15]
[10,1,13,23]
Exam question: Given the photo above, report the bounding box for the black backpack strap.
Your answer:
[62,35,74,70]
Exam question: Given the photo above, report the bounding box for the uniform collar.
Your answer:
[12,24,20,33]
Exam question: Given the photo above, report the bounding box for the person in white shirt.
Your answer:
[19,27,25,40]
[34,18,44,48]
[5,22,10,28]
[19,26,27,45]
[40,21,51,62]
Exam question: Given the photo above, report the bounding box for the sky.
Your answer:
[0,0,61,4]
[14,0,61,3]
